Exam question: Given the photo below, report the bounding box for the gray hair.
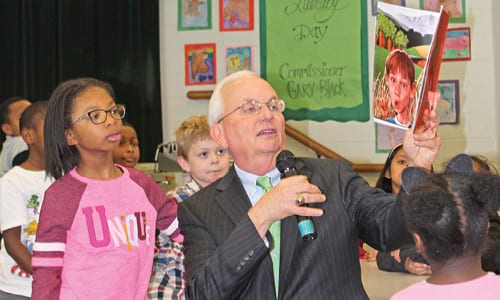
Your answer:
[208,70,260,126]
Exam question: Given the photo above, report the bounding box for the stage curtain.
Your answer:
[0,0,162,161]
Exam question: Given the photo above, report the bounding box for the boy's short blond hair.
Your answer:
[175,114,211,159]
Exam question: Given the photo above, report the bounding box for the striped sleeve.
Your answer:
[129,169,183,243]
[31,176,85,300]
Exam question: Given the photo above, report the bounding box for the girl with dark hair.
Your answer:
[373,144,431,275]
[392,154,500,299]
[31,78,183,299]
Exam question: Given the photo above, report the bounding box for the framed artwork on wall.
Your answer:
[375,123,405,153]
[420,0,466,23]
[436,79,459,125]
[219,0,254,31]
[178,0,212,31]
[371,0,406,16]
[184,43,216,85]
[223,45,254,76]
[443,27,471,61]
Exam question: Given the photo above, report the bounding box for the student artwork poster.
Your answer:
[184,43,216,85]
[219,0,254,31]
[376,123,405,152]
[443,27,471,61]
[372,2,446,131]
[436,79,459,124]
[178,0,212,30]
[371,0,406,16]
[224,45,254,76]
[420,0,465,23]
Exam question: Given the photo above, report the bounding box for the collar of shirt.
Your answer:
[234,163,281,206]
[184,174,202,193]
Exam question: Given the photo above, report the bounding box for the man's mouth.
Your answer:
[258,129,276,136]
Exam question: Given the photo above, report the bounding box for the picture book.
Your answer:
[372,2,449,133]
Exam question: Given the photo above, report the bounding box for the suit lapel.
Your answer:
[213,164,317,296]
[214,167,276,294]
[213,167,252,226]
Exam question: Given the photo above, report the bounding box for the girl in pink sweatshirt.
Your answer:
[31,78,182,299]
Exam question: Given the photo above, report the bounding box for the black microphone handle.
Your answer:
[278,158,317,240]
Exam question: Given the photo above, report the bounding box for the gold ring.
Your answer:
[296,193,305,206]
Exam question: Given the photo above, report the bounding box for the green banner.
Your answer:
[260,0,369,122]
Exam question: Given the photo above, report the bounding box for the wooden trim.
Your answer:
[186,90,213,100]
[285,125,383,172]
[186,89,383,173]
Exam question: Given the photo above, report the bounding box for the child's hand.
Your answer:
[390,249,401,263]
[404,257,432,275]
[364,249,379,262]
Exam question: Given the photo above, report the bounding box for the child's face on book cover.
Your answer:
[386,71,413,116]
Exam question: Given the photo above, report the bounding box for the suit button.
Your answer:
[248,250,254,256]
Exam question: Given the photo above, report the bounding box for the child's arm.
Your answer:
[157,194,184,243]
[31,177,81,300]
[130,169,184,243]
[31,209,66,300]
[2,226,32,274]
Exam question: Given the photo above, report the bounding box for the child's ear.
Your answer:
[210,124,228,149]
[384,168,391,179]
[177,155,191,173]
[65,128,78,146]
[413,233,424,254]
[20,128,33,144]
[1,123,13,136]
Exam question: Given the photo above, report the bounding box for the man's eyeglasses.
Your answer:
[69,104,126,126]
[217,98,285,123]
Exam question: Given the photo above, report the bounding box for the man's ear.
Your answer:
[65,128,78,146]
[1,123,13,136]
[210,124,228,149]
[177,155,191,173]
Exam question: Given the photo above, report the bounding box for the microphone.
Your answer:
[276,150,317,240]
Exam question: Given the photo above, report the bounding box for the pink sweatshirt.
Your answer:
[31,166,182,299]
[391,272,500,299]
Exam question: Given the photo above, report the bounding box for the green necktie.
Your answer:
[256,176,280,297]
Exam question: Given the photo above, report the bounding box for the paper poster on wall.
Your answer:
[436,79,459,124]
[443,27,471,61]
[178,0,212,30]
[420,0,465,23]
[219,0,254,31]
[184,43,216,85]
[260,1,370,122]
[371,0,406,16]
[375,123,405,153]
[224,45,254,76]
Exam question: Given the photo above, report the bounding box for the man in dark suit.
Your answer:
[178,71,441,299]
